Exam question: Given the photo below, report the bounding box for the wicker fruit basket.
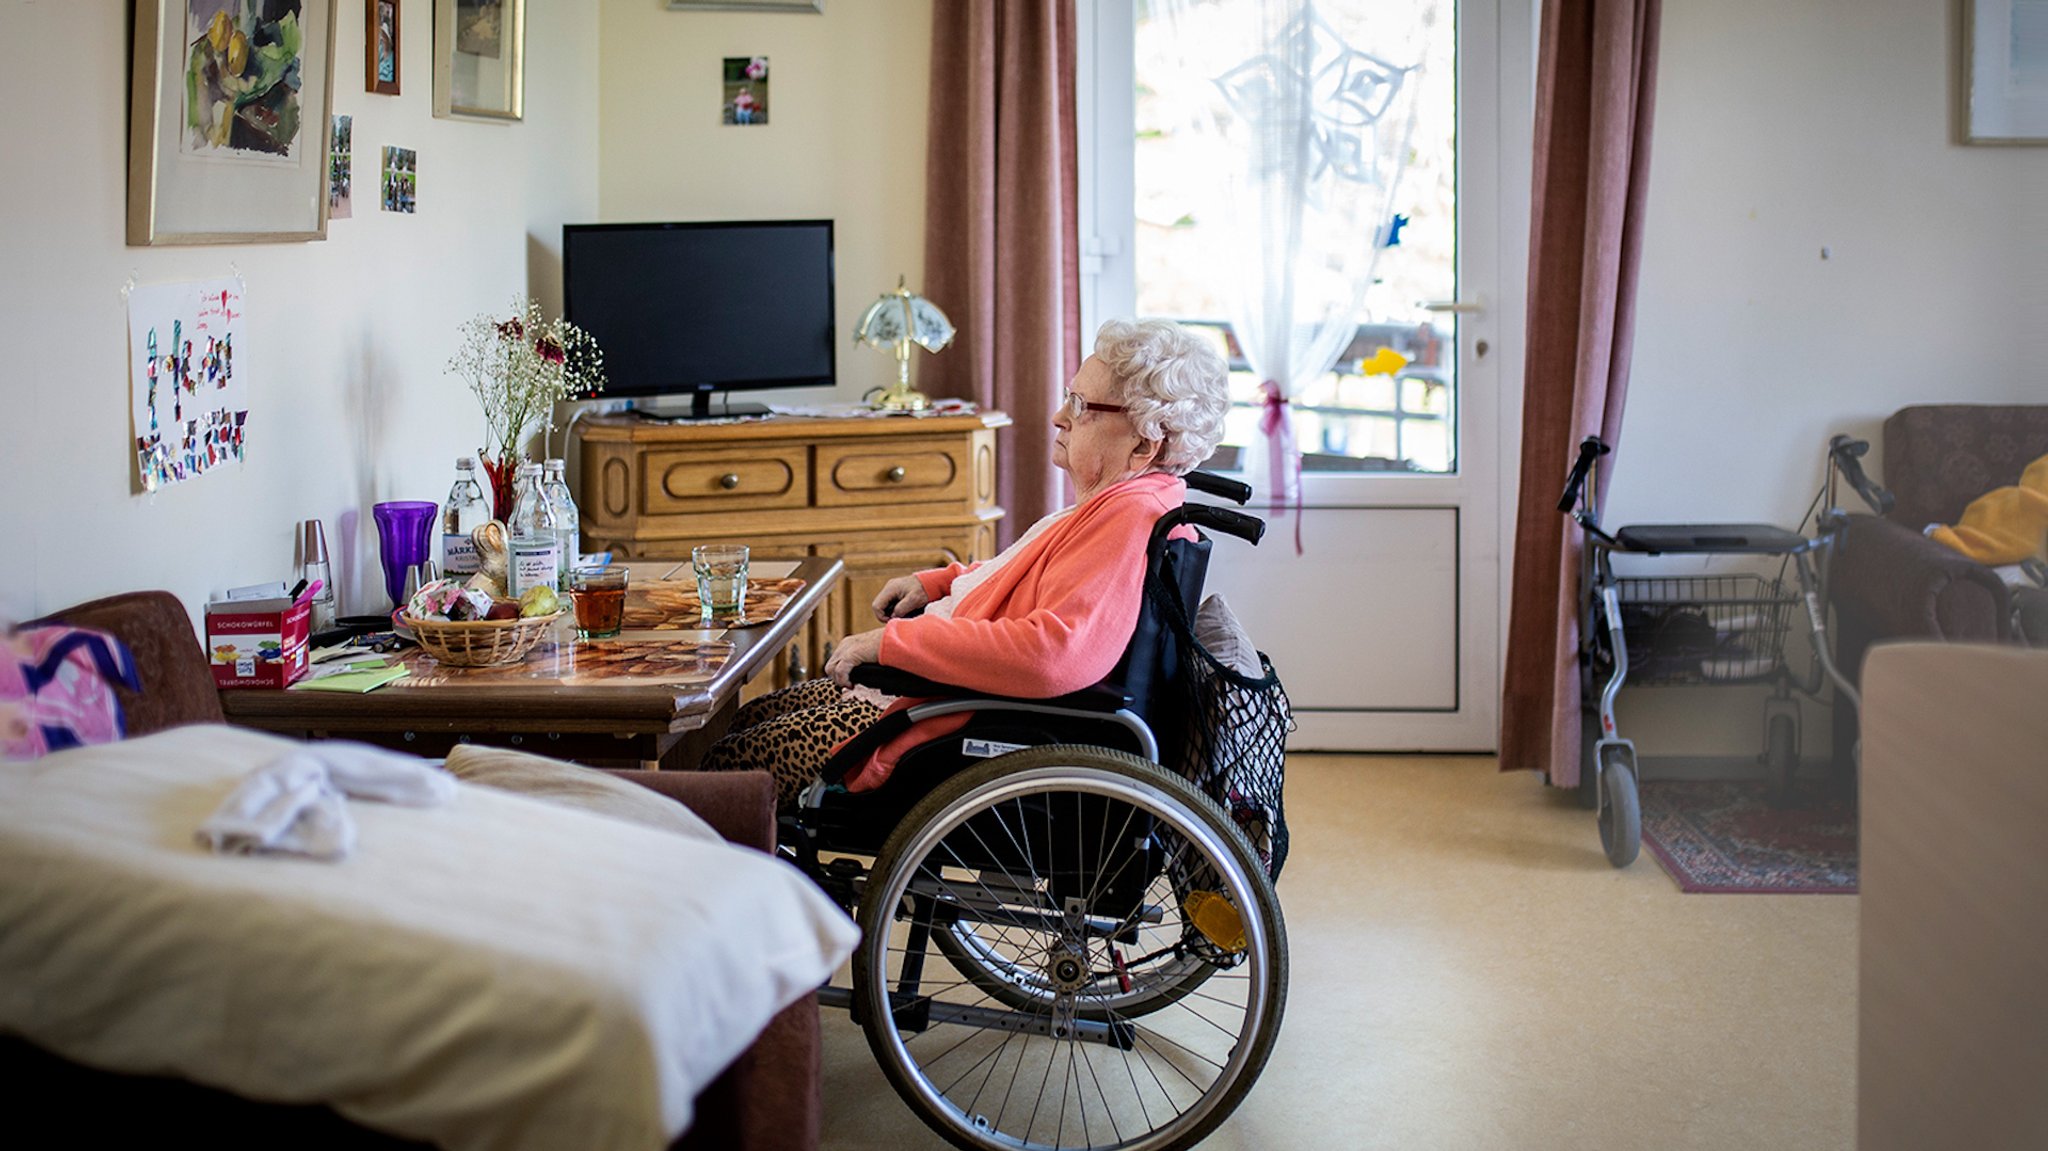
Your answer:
[402,611,565,667]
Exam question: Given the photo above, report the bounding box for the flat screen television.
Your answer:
[562,219,836,419]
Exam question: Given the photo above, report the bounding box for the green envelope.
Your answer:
[292,664,411,693]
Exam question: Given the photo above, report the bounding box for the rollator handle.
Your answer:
[1558,436,1611,513]
[1828,435,1894,516]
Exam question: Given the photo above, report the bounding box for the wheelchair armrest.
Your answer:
[847,663,1132,712]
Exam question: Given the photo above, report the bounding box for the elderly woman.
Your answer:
[700,318,1231,803]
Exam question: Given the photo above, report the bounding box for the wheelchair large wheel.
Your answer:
[852,746,1287,1151]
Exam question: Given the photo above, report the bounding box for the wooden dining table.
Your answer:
[221,555,843,770]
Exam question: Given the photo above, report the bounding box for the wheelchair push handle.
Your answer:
[1558,435,1612,514]
[1184,470,1254,505]
[1176,503,1267,546]
[1827,434,1894,516]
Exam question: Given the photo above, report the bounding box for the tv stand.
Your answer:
[632,393,771,422]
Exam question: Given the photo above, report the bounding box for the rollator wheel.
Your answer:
[852,745,1287,1151]
[1598,748,1641,868]
[1764,714,1798,807]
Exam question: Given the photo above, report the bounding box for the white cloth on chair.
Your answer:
[195,743,454,860]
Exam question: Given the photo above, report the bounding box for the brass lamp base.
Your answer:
[871,387,931,412]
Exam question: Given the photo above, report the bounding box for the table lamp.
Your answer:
[855,276,955,411]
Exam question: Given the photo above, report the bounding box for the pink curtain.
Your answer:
[1499,0,1662,785]
[921,0,1081,541]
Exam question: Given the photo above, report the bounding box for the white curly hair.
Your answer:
[1091,318,1231,475]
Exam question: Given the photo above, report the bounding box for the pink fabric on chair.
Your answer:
[1,625,140,759]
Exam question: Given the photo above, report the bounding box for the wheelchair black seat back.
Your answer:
[784,471,1293,1151]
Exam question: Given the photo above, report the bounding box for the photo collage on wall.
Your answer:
[381,145,417,213]
[127,277,250,493]
[722,56,769,126]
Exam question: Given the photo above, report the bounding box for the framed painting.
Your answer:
[1963,0,2048,143]
[368,0,401,95]
[669,1,822,11]
[433,0,525,121]
[128,0,338,246]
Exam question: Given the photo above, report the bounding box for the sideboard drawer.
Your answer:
[816,437,969,508]
[642,446,808,516]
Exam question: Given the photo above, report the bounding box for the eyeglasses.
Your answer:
[1060,388,1128,420]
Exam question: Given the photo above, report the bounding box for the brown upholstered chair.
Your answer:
[9,591,820,1151]
[1828,404,2048,769]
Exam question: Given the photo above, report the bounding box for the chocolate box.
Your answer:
[205,590,311,689]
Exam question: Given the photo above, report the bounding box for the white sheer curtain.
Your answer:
[1152,0,1428,540]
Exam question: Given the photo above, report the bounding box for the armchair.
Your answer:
[1828,404,2048,768]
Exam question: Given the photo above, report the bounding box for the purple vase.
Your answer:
[373,501,438,610]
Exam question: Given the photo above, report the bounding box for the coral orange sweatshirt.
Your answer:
[842,471,1187,791]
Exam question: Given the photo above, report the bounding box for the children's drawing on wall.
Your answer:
[381,145,417,213]
[127,277,249,493]
[180,0,308,161]
[723,57,769,126]
[329,115,353,219]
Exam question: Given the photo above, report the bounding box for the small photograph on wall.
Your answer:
[722,56,769,126]
[368,0,400,94]
[328,115,353,218]
[381,145,417,213]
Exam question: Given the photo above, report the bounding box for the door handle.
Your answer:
[1421,299,1485,315]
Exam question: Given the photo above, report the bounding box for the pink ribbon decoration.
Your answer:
[1257,380,1306,554]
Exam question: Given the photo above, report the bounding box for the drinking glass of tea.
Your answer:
[568,568,630,640]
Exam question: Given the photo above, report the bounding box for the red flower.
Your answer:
[496,318,525,341]
[534,334,567,365]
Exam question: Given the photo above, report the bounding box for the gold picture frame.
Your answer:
[1962,0,2048,144]
[127,0,338,246]
[433,0,525,122]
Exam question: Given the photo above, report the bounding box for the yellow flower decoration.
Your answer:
[1359,347,1410,377]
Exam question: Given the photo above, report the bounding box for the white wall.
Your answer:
[596,0,933,406]
[1607,0,2048,759]
[0,1,600,626]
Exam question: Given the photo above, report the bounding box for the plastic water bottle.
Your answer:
[543,458,581,589]
[507,463,560,598]
[442,457,490,576]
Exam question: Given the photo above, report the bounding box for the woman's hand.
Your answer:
[825,627,885,688]
[872,575,930,623]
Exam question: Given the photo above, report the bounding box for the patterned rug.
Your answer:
[1639,779,1858,894]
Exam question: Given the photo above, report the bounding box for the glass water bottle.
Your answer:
[542,458,581,590]
[442,457,490,576]
[507,463,560,598]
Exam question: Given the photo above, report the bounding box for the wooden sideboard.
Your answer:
[576,411,1009,695]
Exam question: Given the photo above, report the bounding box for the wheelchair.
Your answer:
[780,471,1291,1151]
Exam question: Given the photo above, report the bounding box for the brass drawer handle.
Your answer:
[885,466,907,483]
[719,473,741,490]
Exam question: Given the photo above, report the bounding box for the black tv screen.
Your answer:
[562,219,835,417]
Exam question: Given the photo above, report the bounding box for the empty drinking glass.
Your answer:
[692,545,749,622]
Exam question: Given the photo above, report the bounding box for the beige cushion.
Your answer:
[1194,594,1263,678]
[443,745,720,843]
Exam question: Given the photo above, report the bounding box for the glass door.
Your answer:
[1082,0,1522,750]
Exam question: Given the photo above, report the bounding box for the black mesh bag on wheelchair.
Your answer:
[1146,575,1294,881]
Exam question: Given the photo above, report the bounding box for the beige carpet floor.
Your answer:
[818,753,1858,1150]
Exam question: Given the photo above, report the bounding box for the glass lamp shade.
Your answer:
[856,276,954,410]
